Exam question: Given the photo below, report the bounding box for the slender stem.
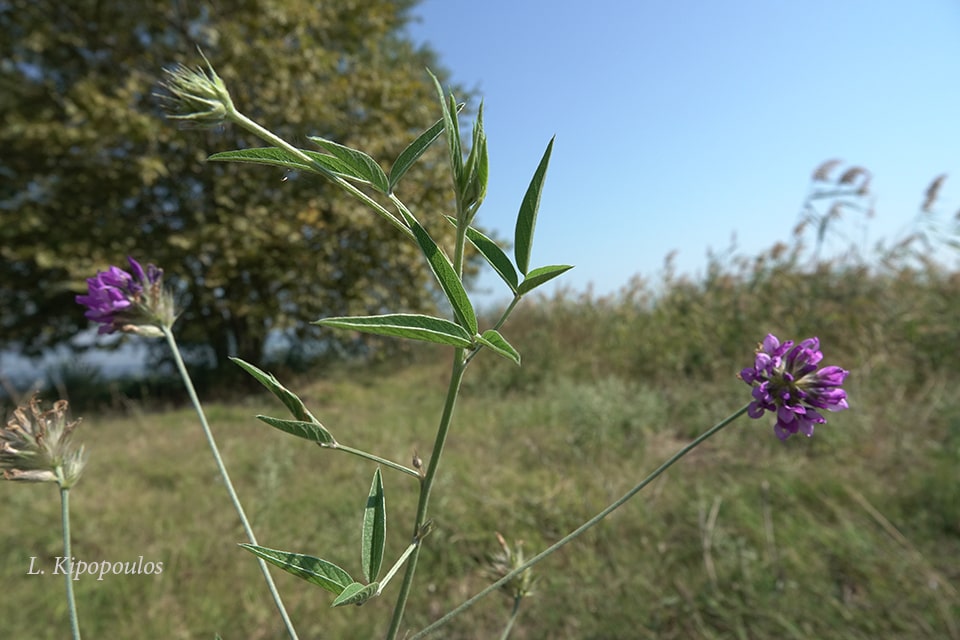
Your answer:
[384,349,467,640]
[465,294,522,366]
[326,443,420,480]
[58,481,81,640]
[409,404,752,639]
[376,541,419,596]
[498,596,523,640]
[228,110,412,240]
[489,295,521,333]
[453,225,467,279]
[162,328,299,640]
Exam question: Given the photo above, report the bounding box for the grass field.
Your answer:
[2,236,958,639]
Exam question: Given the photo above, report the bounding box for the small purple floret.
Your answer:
[739,334,849,440]
[76,257,165,334]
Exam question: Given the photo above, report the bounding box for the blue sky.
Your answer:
[405,1,960,302]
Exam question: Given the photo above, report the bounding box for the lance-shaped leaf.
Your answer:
[239,544,352,595]
[332,581,379,607]
[390,116,442,191]
[314,313,472,348]
[408,217,478,335]
[475,329,521,365]
[428,70,463,189]
[362,468,386,582]
[517,264,574,295]
[208,147,354,178]
[388,104,464,191]
[515,137,555,275]
[307,136,390,194]
[230,358,319,423]
[446,217,519,292]
[256,416,335,445]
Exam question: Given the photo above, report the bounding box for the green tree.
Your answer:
[0,0,470,369]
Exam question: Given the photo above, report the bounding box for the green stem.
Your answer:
[465,294,522,366]
[498,596,523,640]
[325,443,420,480]
[58,481,81,640]
[409,404,752,639]
[162,328,299,640]
[228,110,412,240]
[376,540,420,596]
[384,349,468,640]
[489,295,521,333]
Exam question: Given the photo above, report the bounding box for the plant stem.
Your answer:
[409,404,751,639]
[326,443,420,480]
[498,596,523,640]
[465,294,522,366]
[376,541,419,596]
[162,328,299,640]
[228,110,412,239]
[58,482,81,640]
[384,348,467,640]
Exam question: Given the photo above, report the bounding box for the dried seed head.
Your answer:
[484,531,536,600]
[812,159,843,182]
[837,166,870,186]
[1,396,87,487]
[922,174,947,212]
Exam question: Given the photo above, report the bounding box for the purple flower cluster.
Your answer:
[76,257,174,336]
[739,334,849,440]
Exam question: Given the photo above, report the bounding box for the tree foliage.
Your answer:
[0,0,472,368]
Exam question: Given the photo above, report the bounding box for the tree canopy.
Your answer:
[1,0,471,368]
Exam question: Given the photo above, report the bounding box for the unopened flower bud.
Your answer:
[159,51,237,127]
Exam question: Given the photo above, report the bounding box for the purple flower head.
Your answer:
[76,257,175,336]
[739,334,849,440]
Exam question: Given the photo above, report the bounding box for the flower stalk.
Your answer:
[410,404,751,639]
[59,482,82,640]
[2,397,87,640]
[161,327,300,640]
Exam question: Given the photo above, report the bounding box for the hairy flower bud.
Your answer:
[159,51,237,127]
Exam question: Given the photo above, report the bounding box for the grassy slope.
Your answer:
[2,251,958,639]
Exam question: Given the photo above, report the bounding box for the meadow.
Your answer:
[2,232,958,639]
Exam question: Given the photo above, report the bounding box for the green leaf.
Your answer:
[517,264,574,295]
[408,218,478,335]
[428,70,463,190]
[388,103,465,192]
[446,218,518,292]
[460,101,488,217]
[307,136,391,193]
[515,137,555,275]
[361,468,386,582]
[390,118,443,191]
[239,544,352,595]
[314,313,472,348]
[230,358,319,424]
[331,581,379,607]
[208,147,355,177]
[256,415,335,445]
[475,329,521,365]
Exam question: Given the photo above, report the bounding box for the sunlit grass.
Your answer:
[3,241,958,638]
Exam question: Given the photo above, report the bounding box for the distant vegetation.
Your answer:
[2,189,957,637]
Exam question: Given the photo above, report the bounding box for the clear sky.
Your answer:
[404,1,960,302]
